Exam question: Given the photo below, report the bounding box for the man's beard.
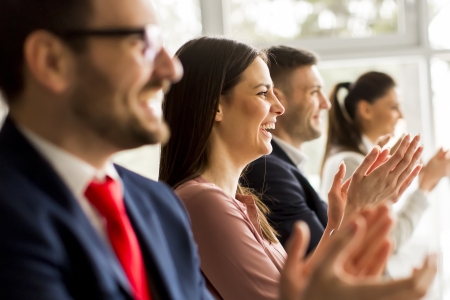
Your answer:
[280,110,321,143]
[70,60,170,150]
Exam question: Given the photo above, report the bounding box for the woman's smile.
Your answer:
[260,122,276,138]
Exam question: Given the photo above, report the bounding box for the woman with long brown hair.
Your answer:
[160,38,434,299]
[321,71,450,251]
[160,38,286,299]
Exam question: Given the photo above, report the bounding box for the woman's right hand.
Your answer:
[345,134,423,213]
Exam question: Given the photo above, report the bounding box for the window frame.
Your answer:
[201,0,420,55]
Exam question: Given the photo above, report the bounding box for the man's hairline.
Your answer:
[272,62,318,98]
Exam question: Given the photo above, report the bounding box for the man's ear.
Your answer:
[356,100,373,120]
[24,30,74,94]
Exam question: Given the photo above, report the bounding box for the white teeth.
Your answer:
[261,123,275,130]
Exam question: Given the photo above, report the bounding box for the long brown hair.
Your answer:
[159,37,278,243]
[322,71,396,170]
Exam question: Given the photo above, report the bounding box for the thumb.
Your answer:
[318,217,366,273]
[285,222,311,266]
[330,162,346,194]
[436,147,446,159]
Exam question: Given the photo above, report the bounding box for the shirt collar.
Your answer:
[272,136,308,172]
[360,135,375,154]
[17,125,122,199]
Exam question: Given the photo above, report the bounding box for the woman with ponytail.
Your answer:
[321,71,450,252]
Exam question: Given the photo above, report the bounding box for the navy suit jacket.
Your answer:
[242,140,328,254]
[0,118,212,300]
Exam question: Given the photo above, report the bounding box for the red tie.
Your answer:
[85,176,151,300]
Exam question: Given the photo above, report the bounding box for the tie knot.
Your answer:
[85,176,124,221]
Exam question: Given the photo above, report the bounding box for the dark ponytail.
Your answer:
[322,71,396,171]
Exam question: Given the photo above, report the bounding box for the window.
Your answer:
[153,0,202,54]
[429,0,450,50]
[222,0,417,54]
[230,0,400,41]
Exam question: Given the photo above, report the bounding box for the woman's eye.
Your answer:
[258,91,268,97]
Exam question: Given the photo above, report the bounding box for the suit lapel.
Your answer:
[0,118,134,298]
[120,174,179,300]
[271,140,298,168]
[270,139,328,226]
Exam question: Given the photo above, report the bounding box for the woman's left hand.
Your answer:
[327,162,350,228]
[419,148,450,193]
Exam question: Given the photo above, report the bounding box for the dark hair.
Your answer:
[0,0,93,103]
[160,36,278,243]
[323,71,396,164]
[266,45,318,94]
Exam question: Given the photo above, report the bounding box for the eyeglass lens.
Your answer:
[144,25,163,62]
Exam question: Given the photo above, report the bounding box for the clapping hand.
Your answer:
[419,148,450,193]
[345,134,423,212]
[280,211,437,300]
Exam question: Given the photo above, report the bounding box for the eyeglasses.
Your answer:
[56,24,163,63]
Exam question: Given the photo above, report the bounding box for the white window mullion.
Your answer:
[199,0,226,35]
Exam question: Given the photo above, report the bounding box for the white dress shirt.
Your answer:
[18,125,122,243]
[272,136,308,173]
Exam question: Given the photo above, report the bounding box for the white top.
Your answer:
[272,136,308,173]
[320,137,429,252]
[18,125,122,243]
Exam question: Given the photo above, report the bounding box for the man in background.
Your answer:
[244,46,331,254]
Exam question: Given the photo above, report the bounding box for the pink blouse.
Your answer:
[175,177,287,300]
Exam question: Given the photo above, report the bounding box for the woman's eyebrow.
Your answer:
[253,83,273,89]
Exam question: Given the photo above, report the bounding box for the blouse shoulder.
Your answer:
[176,177,226,196]
[175,177,235,208]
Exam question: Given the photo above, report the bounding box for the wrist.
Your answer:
[326,220,340,231]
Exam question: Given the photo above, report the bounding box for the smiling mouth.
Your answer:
[260,122,275,138]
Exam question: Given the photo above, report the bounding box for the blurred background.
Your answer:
[1,0,449,298]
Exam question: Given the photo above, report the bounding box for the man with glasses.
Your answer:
[0,0,210,299]
[0,0,436,299]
